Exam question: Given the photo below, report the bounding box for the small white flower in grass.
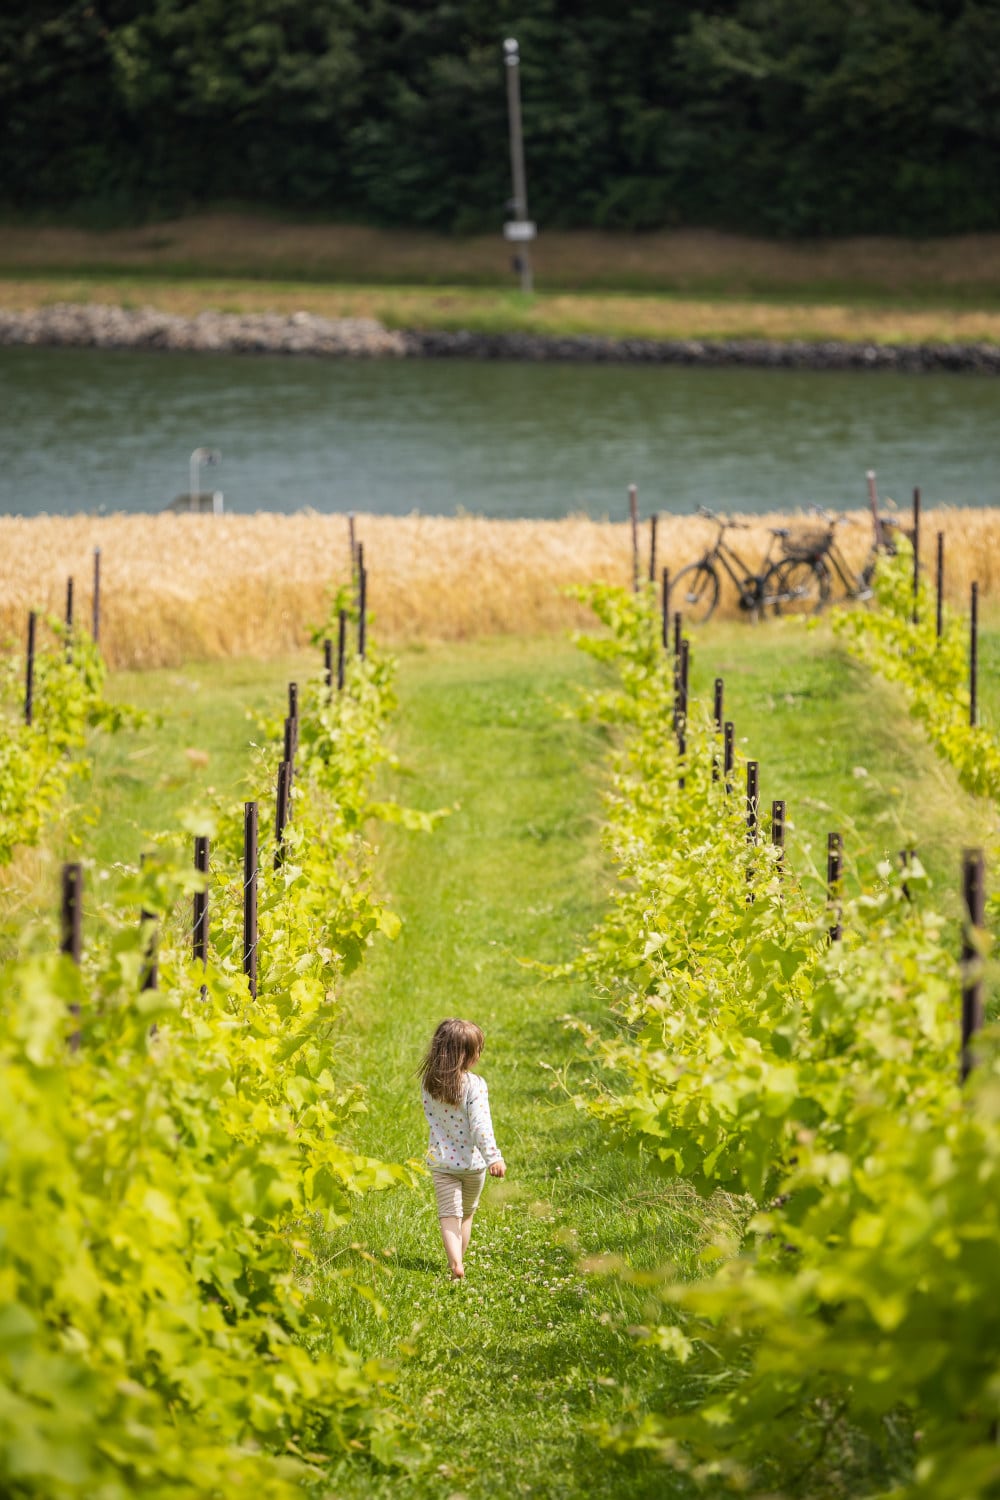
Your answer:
[852,765,869,778]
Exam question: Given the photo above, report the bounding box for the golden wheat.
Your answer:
[0,509,995,672]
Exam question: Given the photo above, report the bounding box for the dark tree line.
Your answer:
[3,1,999,235]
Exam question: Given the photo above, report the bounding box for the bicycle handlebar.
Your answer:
[807,503,852,528]
[696,505,748,530]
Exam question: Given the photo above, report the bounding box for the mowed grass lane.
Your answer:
[315,636,705,1500]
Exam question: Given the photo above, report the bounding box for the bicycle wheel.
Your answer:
[763,557,830,617]
[855,553,877,602]
[672,562,720,624]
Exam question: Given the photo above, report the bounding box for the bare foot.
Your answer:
[449,1264,465,1280]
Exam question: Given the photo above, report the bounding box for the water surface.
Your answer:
[1,346,997,517]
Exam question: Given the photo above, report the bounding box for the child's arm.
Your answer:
[468,1077,505,1173]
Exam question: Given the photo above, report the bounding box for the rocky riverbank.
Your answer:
[0,303,408,357]
[2,301,999,373]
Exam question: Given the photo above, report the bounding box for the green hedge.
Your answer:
[3,1,1000,235]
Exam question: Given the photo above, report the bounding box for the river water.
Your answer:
[1,345,998,518]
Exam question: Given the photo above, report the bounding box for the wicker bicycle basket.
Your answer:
[781,528,831,561]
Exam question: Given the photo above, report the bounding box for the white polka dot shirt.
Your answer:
[422,1071,503,1171]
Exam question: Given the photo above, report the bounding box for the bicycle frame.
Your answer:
[699,524,781,607]
[816,528,879,601]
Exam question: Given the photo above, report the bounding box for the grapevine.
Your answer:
[0,618,132,865]
[0,634,431,1497]
[569,584,1000,1498]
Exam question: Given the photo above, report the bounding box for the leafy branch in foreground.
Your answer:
[568,584,1000,1500]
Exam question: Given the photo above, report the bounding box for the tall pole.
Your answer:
[503,38,533,294]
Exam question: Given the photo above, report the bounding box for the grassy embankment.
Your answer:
[7,615,996,1493]
[4,511,1000,672]
[4,216,1000,344]
[79,627,997,1496]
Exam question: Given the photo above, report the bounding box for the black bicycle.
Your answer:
[766,505,904,615]
[672,507,820,623]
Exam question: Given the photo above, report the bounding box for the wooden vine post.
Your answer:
[969,582,979,728]
[723,721,735,795]
[899,846,915,904]
[274,762,292,869]
[746,762,759,842]
[61,861,83,1048]
[827,832,843,943]
[911,486,920,625]
[357,543,368,658]
[193,836,209,966]
[92,547,102,644]
[288,681,299,755]
[648,512,658,585]
[712,678,724,782]
[61,862,83,964]
[24,610,36,725]
[867,469,883,549]
[746,760,759,899]
[660,568,670,650]
[771,799,785,870]
[243,802,259,998]
[628,483,639,593]
[936,531,944,641]
[65,576,74,662]
[676,638,689,788]
[960,848,986,1082]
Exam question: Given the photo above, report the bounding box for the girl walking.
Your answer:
[419,1018,506,1279]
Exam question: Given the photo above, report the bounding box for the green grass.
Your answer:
[2,651,317,951]
[78,651,315,872]
[689,618,997,913]
[31,624,998,1496]
[7,269,1000,346]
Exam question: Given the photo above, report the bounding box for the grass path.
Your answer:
[315,637,700,1500]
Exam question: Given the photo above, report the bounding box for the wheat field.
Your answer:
[0,509,996,671]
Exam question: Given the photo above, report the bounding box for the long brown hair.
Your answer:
[419,1018,484,1106]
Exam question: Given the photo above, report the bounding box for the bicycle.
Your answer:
[766,504,906,615]
[672,507,817,623]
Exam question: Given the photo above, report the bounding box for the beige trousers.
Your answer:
[432,1168,487,1219]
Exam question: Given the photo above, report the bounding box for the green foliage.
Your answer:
[2,2,1000,234]
[0,641,427,1496]
[568,584,1000,1498]
[0,620,131,865]
[833,548,1000,803]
